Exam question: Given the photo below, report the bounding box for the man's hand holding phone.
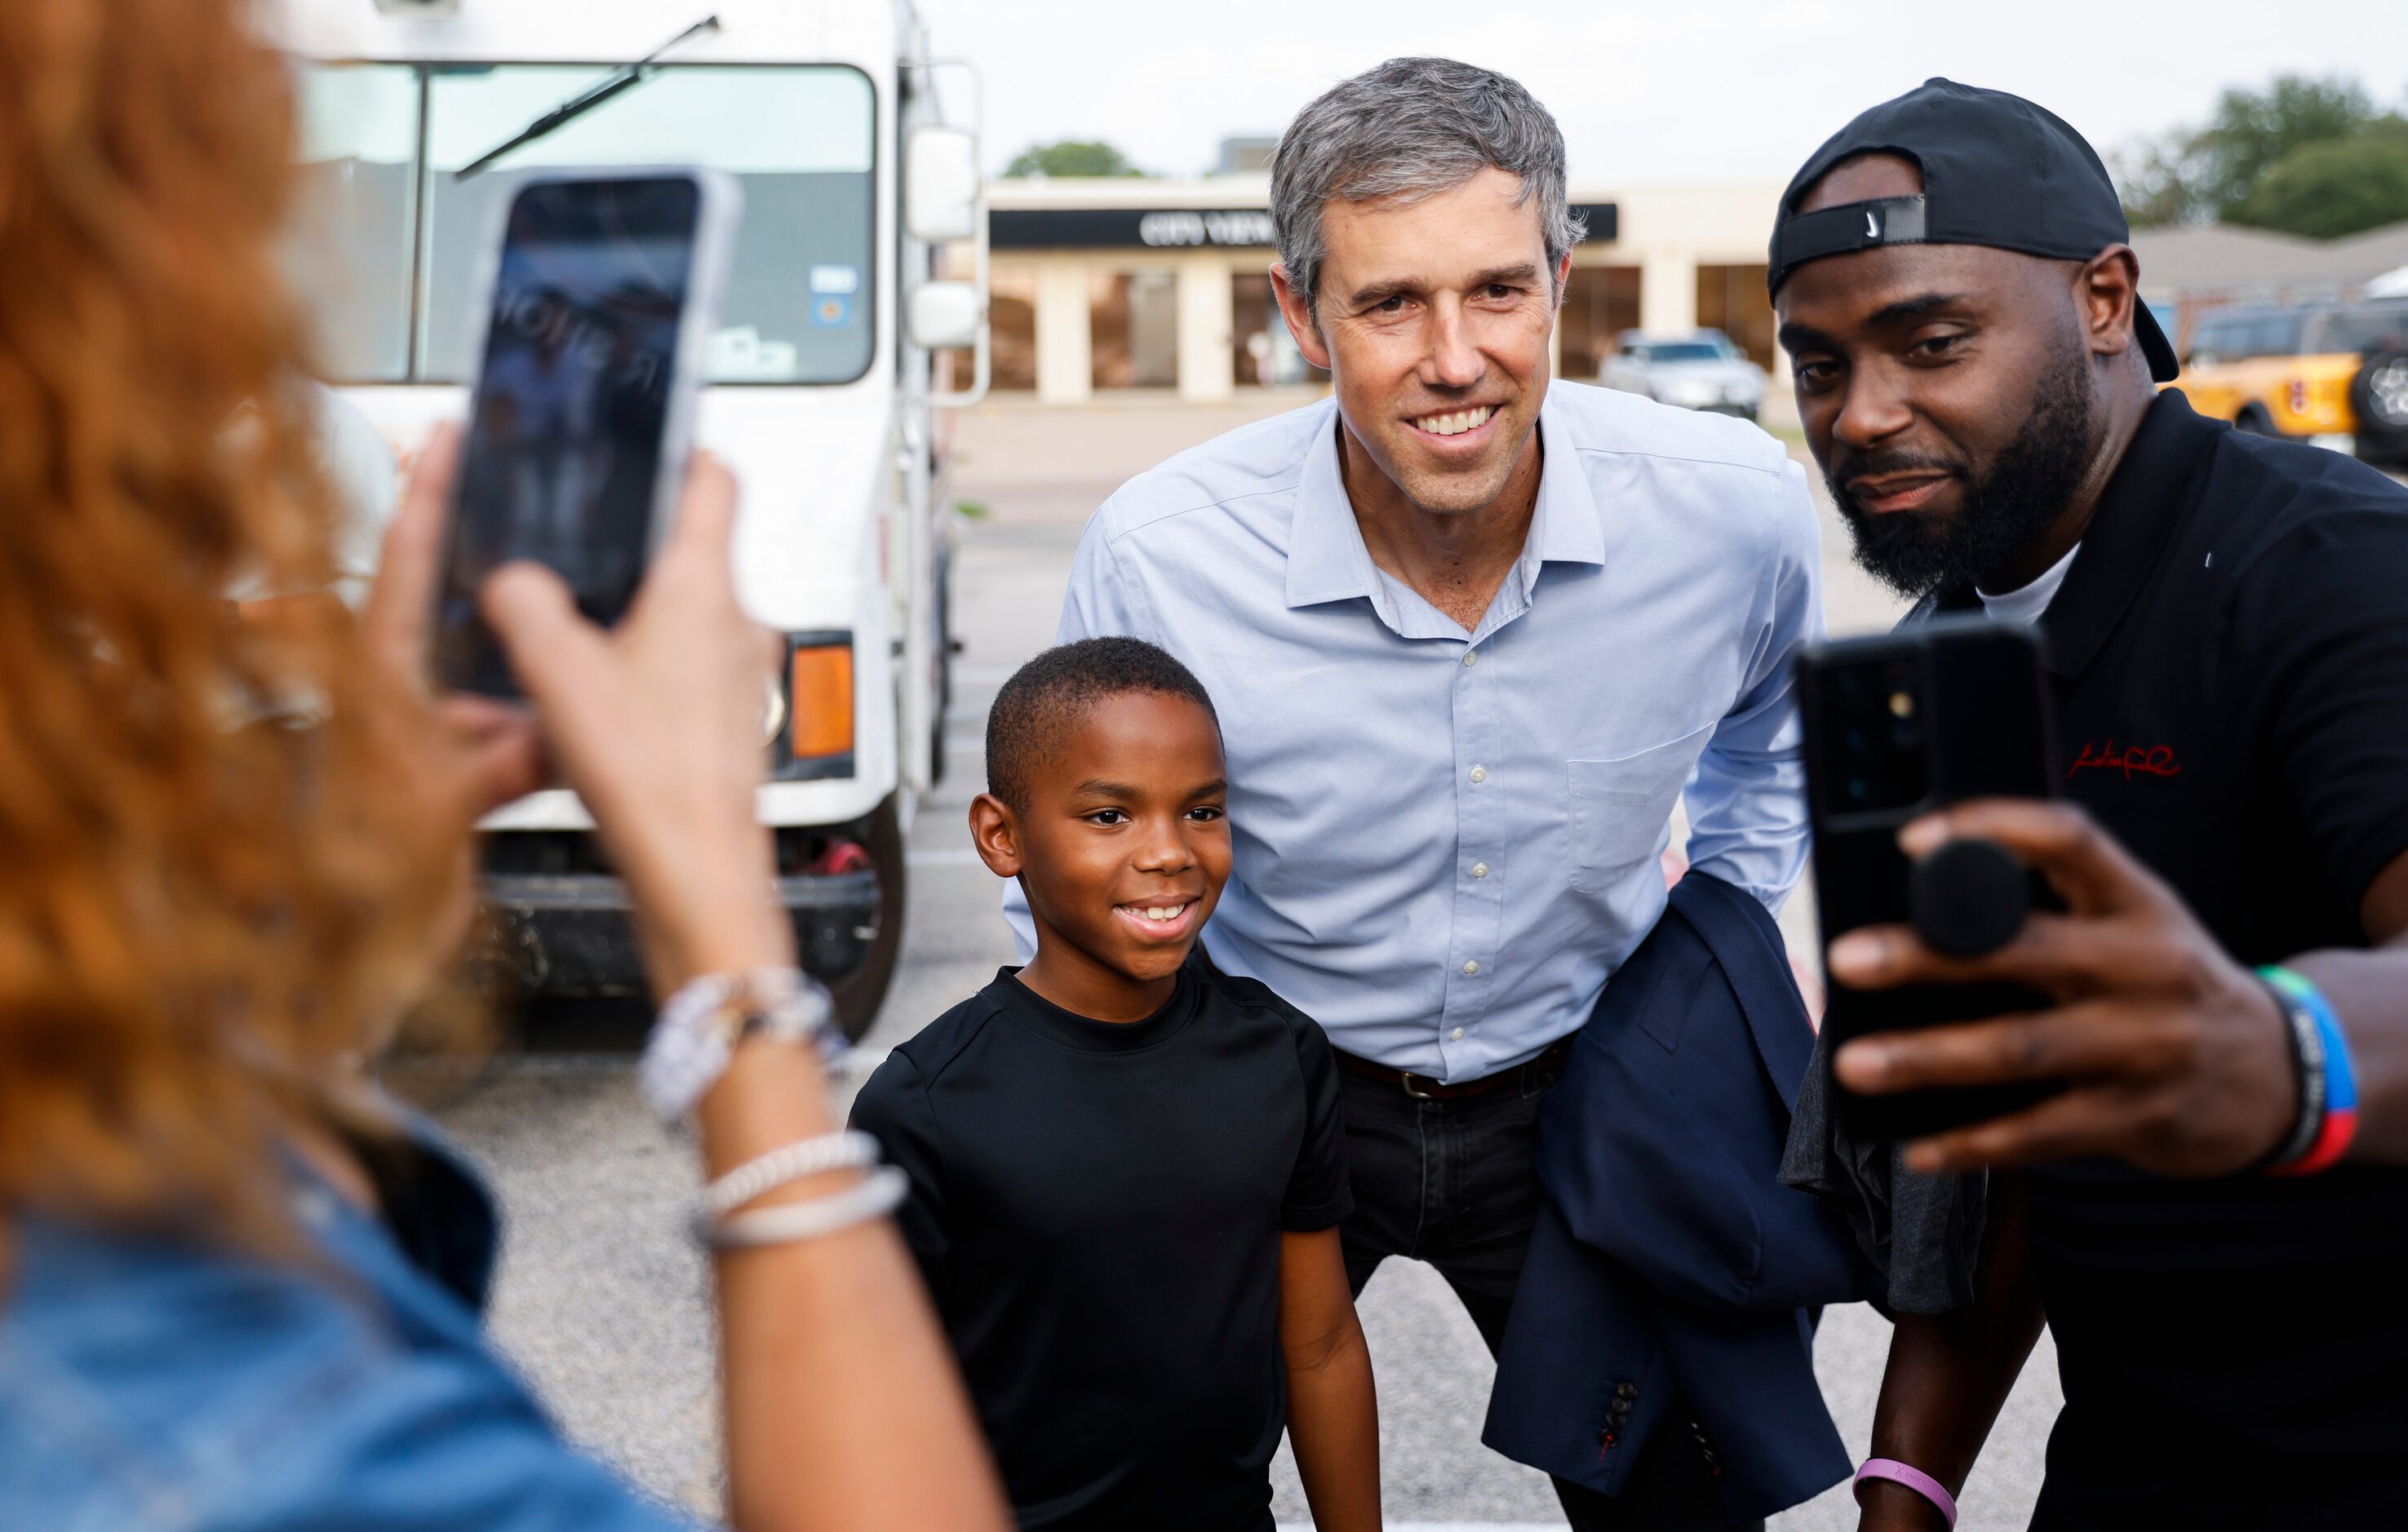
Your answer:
[1828,797,2295,1178]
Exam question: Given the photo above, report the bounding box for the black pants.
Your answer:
[1333,1059,1762,1532]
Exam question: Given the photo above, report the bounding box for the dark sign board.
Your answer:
[991,201,1618,250]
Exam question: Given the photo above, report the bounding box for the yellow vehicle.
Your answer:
[2178,301,2408,465]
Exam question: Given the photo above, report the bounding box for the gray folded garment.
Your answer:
[1779,1029,1986,1317]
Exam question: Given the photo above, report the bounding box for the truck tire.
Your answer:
[827,792,907,1042]
[2234,402,2281,438]
[2350,350,2408,467]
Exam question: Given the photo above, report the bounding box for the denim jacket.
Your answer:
[0,1123,698,1531]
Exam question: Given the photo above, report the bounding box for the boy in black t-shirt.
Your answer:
[849,638,1378,1532]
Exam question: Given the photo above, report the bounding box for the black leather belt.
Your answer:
[1333,1038,1571,1100]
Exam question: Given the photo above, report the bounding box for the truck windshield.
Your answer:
[290,61,876,386]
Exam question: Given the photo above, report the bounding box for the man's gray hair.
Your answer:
[1271,57,1584,316]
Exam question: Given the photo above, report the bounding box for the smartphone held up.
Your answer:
[1797,618,2064,1142]
[433,168,741,697]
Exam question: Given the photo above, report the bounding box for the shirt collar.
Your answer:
[2038,388,2220,679]
[1284,389,1612,613]
[1284,402,1379,609]
[1527,391,1612,570]
[1922,388,2221,677]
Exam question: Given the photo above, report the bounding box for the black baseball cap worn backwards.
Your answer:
[1767,77,2179,383]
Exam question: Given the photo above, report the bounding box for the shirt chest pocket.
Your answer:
[1568,724,1713,892]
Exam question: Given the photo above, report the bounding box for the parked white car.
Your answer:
[1597,330,1763,421]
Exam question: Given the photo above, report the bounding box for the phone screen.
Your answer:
[1798,620,2060,1140]
[435,174,701,695]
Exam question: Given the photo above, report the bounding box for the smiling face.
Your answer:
[1273,167,1567,518]
[1776,154,2113,596]
[969,689,1231,1021]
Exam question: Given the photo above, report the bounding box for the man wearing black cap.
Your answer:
[1769,79,2408,1528]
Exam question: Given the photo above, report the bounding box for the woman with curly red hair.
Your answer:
[0,2,1006,1527]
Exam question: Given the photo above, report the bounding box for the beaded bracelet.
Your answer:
[640,967,841,1121]
[2259,965,2358,1177]
[703,1131,883,1220]
[695,1165,909,1250]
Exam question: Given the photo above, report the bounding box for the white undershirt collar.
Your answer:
[1976,541,2082,627]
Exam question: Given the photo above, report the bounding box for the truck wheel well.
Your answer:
[826,792,907,1042]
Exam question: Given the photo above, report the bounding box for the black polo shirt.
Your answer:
[1918,390,2408,1526]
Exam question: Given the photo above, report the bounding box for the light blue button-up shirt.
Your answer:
[1005,381,1823,1082]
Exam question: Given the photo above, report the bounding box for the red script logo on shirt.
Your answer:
[2068,739,2182,781]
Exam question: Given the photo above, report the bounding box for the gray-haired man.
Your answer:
[1006,59,1821,1529]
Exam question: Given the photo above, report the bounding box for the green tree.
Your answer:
[2118,73,2388,228]
[2193,75,2379,215]
[2115,136,2209,228]
[2233,133,2408,238]
[1003,139,1147,179]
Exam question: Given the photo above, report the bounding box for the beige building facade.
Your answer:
[977,175,1793,405]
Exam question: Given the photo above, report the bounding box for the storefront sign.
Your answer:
[991,201,1618,250]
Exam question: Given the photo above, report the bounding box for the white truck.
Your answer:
[273,0,990,1036]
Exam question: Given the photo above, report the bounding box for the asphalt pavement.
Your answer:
[432,389,2064,1530]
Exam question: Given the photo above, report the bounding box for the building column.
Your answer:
[1176,256,1235,404]
[1639,248,1696,336]
[1035,261,1092,405]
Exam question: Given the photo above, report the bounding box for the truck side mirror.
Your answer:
[907,126,980,244]
[910,282,984,352]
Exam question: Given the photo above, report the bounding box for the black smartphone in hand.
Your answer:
[432,168,739,697]
[1798,618,2063,1142]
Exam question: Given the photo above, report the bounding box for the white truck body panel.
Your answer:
[276,0,952,835]
[272,0,979,1009]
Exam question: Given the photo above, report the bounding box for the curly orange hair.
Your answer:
[0,0,460,1255]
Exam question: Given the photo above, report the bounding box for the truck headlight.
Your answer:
[761,672,789,745]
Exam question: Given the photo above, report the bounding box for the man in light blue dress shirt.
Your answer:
[1005,59,1820,1530]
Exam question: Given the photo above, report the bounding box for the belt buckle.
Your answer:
[1399,1069,1438,1100]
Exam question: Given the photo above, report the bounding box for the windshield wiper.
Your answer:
[453,15,721,182]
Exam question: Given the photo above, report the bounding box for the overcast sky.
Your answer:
[914,0,2408,188]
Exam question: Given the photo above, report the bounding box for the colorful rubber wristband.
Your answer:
[2255,973,2327,1171]
[1855,1459,1958,1528]
[2260,966,2358,1176]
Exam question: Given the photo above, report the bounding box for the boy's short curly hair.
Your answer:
[985,637,1220,813]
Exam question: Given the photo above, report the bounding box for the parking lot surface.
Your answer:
[435,391,2066,1530]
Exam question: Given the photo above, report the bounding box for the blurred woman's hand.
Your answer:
[362,422,547,824]
[356,423,547,989]
[477,454,792,995]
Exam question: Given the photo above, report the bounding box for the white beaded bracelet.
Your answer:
[640,966,840,1121]
[695,1164,909,1250]
[702,1131,882,1220]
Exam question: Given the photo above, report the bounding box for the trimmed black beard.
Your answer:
[1829,339,2096,600]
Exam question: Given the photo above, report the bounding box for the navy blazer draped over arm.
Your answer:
[1483,871,1878,1521]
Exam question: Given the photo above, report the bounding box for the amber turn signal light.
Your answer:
[787,642,855,759]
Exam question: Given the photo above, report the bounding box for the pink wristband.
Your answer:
[1854,1458,1958,1528]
